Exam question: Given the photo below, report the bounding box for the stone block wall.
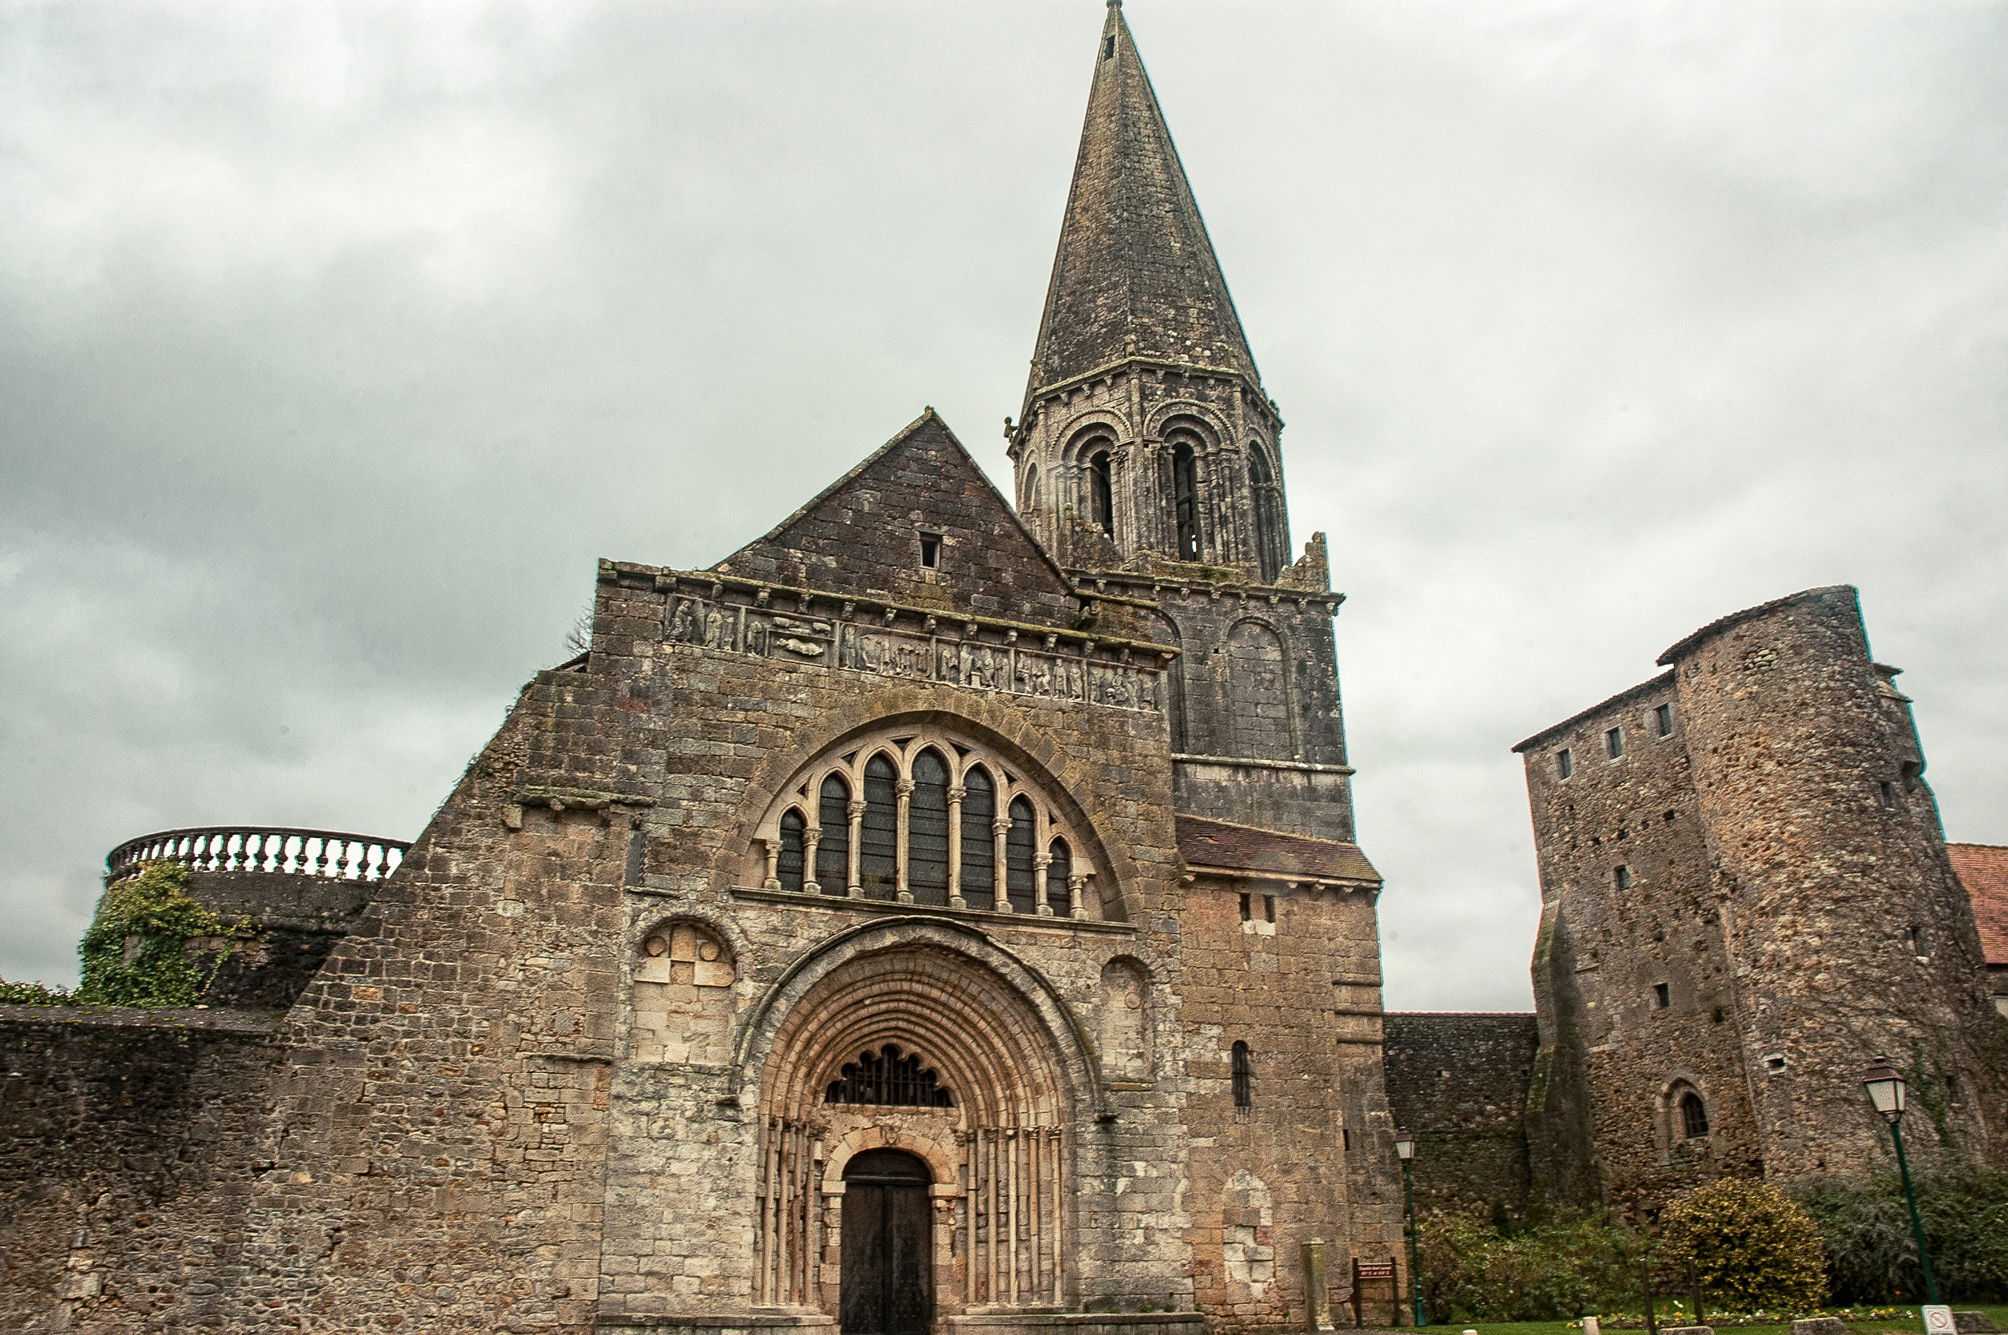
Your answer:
[1516,586,2008,1209]
[1381,1014,1537,1218]
[0,1007,281,1333]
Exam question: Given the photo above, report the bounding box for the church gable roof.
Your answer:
[714,410,1081,624]
[1027,3,1259,396]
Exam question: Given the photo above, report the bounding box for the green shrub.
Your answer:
[74,861,232,1008]
[1659,1177,1828,1313]
[1798,1164,2008,1303]
[0,978,75,1005]
[1418,1209,1642,1321]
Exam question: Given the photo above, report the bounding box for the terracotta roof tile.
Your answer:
[1948,842,2008,967]
[1175,815,1380,885]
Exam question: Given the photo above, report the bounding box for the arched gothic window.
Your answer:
[1231,1040,1253,1108]
[1171,438,1200,560]
[1045,838,1073,917]
[1087,448,1115,536]
[1679,1090,1709,1139]
[859,754,899,899]
[815,774,850,893]
[907,748,952,905]
[777,810,806,893]
[754,725,1106,919]
[826,1044,954,1108]
[1006,796,1039,914]
[1249,447,1285,582]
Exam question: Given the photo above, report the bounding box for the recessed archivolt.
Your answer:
[1146,404,1228,449]
[735,917,1100,1121]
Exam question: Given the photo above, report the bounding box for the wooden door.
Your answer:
[840,1149,933,1335]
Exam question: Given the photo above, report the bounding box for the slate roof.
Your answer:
[1948,842,2008,969]
[1025,3,1259,397]
[1175,814,1380,886]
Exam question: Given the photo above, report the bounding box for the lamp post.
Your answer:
[1861,1057,1941,1306]
[1393,1131,1428,1328]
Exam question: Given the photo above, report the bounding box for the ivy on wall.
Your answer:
[0,861,238,1008]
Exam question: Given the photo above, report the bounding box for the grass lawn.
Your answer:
[1415,1308,2008,1335]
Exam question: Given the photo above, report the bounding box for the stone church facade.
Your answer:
[1,8,1405,1334]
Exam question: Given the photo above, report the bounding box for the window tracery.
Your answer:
[756,726,1103,919]
[825,1043,955,1107]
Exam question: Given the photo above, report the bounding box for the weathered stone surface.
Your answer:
[1790,1317,1847,1335]
[1514,586,2008,1208]
[1380,1014,1537,1216]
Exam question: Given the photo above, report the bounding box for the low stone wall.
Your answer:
[0,1004,280,1333]
[1382,1013,1538,1217]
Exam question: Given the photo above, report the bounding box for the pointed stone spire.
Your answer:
[1026,1,1260,396]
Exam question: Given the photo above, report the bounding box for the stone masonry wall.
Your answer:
[1381,1014,1537,1218]
[1177,871,1400,1330]
[1518,672,1762,1208]
[0,1007,281,1334]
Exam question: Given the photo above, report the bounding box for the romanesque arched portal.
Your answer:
[743,922,1089,1320]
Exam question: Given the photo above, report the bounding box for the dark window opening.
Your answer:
[778,809,806,893]
[1614,864,1632,891]
[1653,982,1670,1009]
[1045,837,1073,917]
[1172,439,1200,560]
[1263,894,1276,923]
[1250,448,1284,582]
[907,749,950,905]
[1341,1128,1352,1152]
[1605,726,1625,759]
[959,765,996,905]
[1005,796,1038,914]
[826,1044,954,1107]
[817,774,851,893]
[1230,1040,1253,1108]
[1907,924,1923,956]
[1710,1004,1726,1024]
[1679,1091,1709,1138]
[1087,449,1115,536]
[1239,892,1251,922]
[1878,780,1895,807]
[1655,703,1674,736]
[859,754,900,899]
[918,531,942,569]
[1104,34,1115,59]
[1558,748,1574,780]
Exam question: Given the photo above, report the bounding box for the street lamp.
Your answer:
[1393,1131,1429,1328]
[1861,1057,1941,1306]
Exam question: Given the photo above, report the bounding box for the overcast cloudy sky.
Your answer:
[4,1,2004,1011]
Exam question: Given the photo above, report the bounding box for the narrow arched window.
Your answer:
[777,809,806,893]
[1250,448,1284,582]
[1046,837,1073,917]
[817,774,851,894]
[1023,463,1041,512]
[908,749,951,905]
[1088,449,1115,536]
[1172,439,1200,560]
[960,765,997,905]
[1679,1090,1709,1138]
[1231,1040,1253,1108]
[1006,796,1038,914]
[859,754,899,899]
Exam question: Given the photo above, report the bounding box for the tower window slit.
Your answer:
[859,754,899,899]
[1230,1040,1253,1108]
[1172,440,1200,560]
[908,750,951,904]
[1088,449,1115,537]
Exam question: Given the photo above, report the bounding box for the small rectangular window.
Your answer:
[1104,34,1116,59]
[918,531,942,569]
[1557,748,1574,779]
[1605,727,1625,759]
[1653,983,1670,1009]
[1238,892,1251,922]
[1878,781,1895,807]
[1655,703,1674,737]
[1614,865,1632,891]
[1341,1128,1352,1152]
[1263,894,1276,923]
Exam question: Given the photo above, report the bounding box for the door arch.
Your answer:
[841,1149,933,1335]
